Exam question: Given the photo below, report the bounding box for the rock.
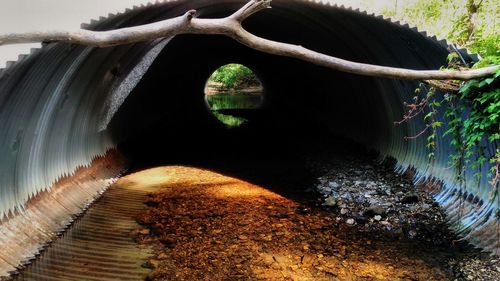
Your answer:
[407,229,417,238]
[354,180,364,186]
[408,205,418,212]
[296,207,310,214]
[421,203,431,210]
[401,193,419,204]
[364,205,386,217]
[374,215,382,221]
[142,259,160,269]
[346,218,355,225]
[324,196,337,207]
[340,208,348,215]
[328,181,340,189]
[354,215,368,224]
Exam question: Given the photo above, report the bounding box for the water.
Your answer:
[205,92,263,127]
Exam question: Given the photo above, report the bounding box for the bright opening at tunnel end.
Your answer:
[204,63,263,128]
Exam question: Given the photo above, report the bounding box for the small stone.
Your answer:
[374,215,382,221]
[142,259,160,269]
[401,193,419,204]
[421,203,431,210]
[354,215,368,224]
[238,235,248,240]
[346,218,355,225]
[328,181,340,189]
[324,196,337,207]
[364,205,386,217]
[340,208,348,215]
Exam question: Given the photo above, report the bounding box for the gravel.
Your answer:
[303,146,500,281]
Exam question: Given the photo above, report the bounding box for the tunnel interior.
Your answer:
[0,0,497,277]
[110,0,434,166]
[113,34,383,165]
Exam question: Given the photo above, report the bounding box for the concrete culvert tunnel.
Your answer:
[0,0,498,279]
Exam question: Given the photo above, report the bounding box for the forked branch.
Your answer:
[0,0,498,81]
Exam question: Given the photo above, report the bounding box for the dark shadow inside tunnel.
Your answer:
[109,34,386,168]
[107,0,450,173]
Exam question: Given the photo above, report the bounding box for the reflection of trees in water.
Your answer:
[205,93,263,128]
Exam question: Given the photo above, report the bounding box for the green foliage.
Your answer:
[211,111,248,128]
[400,0,444,25]
[426,61,500,187]
[372,0,500,58]
[469,34,500,63]
[208,64,260,89]
[205,93,262,128]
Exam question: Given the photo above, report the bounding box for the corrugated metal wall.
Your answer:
[0,0,497,277]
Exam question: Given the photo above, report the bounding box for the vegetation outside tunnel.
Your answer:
[205,64,263,128]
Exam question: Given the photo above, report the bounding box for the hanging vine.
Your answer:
[397,54,500,209]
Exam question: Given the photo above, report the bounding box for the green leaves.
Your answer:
[407,57,499,187]
[208,64,259,89]
[442,61,499,187]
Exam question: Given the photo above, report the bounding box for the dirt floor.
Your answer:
[131,165,485,281]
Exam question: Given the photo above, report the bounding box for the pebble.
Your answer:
[307,150,498,280]
[328,181,340,189]
[324,196,337,207]
[364,205,386,217]
[401,193,419,204]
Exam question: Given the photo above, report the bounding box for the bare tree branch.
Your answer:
[424,80,461,93]
[0,0,498,81]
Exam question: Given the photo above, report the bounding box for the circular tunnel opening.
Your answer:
[204,63,264,128]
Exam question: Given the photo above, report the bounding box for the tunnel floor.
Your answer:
[12,136,500,281]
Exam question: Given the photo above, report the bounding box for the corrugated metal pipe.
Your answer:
[0,0,497,278]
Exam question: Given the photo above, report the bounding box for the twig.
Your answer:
[404,125,430,140]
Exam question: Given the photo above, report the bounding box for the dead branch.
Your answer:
[0,0,498,81]
[424,80,461,93]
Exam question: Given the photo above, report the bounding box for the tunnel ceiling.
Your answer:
[0,0,497,277]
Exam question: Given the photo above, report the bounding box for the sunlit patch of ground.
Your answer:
[131,166,454,280]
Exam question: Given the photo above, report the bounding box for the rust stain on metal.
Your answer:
[0,150,127,279]
[10,164,176,280]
